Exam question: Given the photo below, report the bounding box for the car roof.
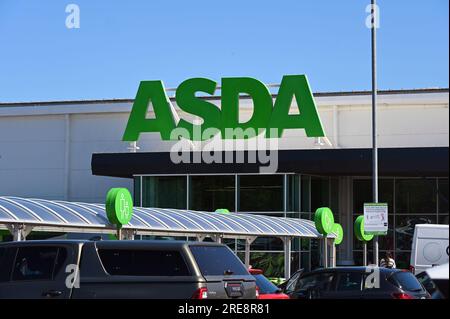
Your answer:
[415,224,449,229]
[426,263,449,280]
[0,239,225,248]
[307,266,401,274]
[0,239,88,247]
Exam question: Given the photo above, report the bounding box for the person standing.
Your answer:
[380,251,396,268]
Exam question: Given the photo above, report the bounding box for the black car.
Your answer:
[0,240,257,299]
[280,267,429,299]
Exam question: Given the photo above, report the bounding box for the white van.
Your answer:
[410,224,449,275]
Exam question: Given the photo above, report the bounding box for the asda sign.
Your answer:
[123,74,325,141]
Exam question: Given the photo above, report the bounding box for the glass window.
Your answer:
[142,176,187,209]
[189,175,235,211]
[353,179,394,215]
[190,245,248,276]
[133,176,141,206]
[330,178,340,213]
[336,272,362,291]
[301,238,310,251]
[296,272,333,292]
[438,178,449,214]
[310,239,321,270]
[390,272,424,292]
[301,175,311,212]
[416,272,438,296]
[439,215,449,224]
[12,246,63,281]
[287,175,300,212]
[250,237,283,251]
[285,271,302,294]
[300,252,311,272]
[311,177,329,212]
[395,179,437,214]
[395,215,436,251]
[249,252,284,278]
[98,249,190,276]
[296,273,321,290]
[394,252,412,270]
[253,274,279,294]
[239,175,283,212]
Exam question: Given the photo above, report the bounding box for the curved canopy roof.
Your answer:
[0,196,334,239]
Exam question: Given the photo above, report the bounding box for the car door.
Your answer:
[292,273,326,299]
[0,244,77,299]
[283,270,302,297]
[328,271,364,299]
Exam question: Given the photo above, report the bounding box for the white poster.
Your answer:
[364,203,388,235]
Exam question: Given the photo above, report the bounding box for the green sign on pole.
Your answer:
[106,188,133,227]
[354,215,374,242]
[214,208,230,214]
[314,207,335,235]
[332,223,344,245]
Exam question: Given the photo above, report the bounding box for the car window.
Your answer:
[0,247,15,282]
[12,246,64,281]
[296,274,321,290]
[317,272,335,291]
[98,249,191,276]
[336,272,363,291]
[189,246,248,276]
[254,274,278,294]
[416,272,437,295]
[285,271,301,293]
[391,272,424,292]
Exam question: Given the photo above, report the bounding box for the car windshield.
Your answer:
[392,272,424,292]
[253,274,279,294]
[190,245,248,276]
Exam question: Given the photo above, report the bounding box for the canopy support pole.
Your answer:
[330,239,336,268]
[196,235,206,242]
[323,236,328,268]
[363,242,368,266]
[283,237,292,280]
[7,224,33,241]
[122,229,136,240]
[244,237,256,268]
[211,234,223,243]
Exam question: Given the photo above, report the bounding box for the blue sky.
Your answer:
[0,0,448,102]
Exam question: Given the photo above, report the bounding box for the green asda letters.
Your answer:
[122,75,325,141]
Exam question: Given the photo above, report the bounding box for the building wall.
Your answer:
[0,90,448,202]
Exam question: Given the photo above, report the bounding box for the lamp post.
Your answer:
[370,0,379,265]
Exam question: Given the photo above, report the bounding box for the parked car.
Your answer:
[410,224,449,275]
[278,269,304,294]
[416,263,448,299]
[248,268,289,299]
[0,240,257,299]
[281,267,429,299]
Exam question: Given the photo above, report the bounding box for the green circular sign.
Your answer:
[332,223,344,245]
[106,188,133,226]
[215,208,230,214]
[354,215,374,242]
[314,207,335,235]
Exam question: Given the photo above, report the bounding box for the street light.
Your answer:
[370,0,379,265]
